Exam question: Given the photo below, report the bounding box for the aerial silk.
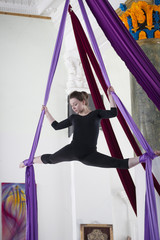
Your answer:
[85,0,160,111]
[69,4,160,240]
[24,0,160,239]
[78,0,160,198]
[68,5,137,215]
[24,0,70,239]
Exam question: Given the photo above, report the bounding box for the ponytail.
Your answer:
[69,91,89,106]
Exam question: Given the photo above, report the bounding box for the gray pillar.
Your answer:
[130,39,160,151]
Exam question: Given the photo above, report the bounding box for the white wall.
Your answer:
[1,12,159,240]
[0,14,72,240]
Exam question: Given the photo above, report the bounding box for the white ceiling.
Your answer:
[48,0,127,10]
[0,0,126,16]
[0,0,127,50]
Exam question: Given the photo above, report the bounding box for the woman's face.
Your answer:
[70,98,85,114]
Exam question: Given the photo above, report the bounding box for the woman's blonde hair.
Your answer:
[69,91,89,106]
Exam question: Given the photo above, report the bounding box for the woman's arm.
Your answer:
[97,87,117,119]
[107,86,116,108]
[42,106,55,124]
[97,108,117,119]
[42,105,72,130]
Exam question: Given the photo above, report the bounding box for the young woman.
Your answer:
[19,86,160,169]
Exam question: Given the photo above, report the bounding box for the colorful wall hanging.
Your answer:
[2,183,26,240]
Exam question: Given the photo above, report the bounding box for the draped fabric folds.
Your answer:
[24,0,160,239]
[69,4,160,240]
[69,5,137,215]
[78,0,160,197]
[24,0,70,239]
[85,0,160,111]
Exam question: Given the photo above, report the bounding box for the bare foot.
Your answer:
[19,162,26,168]
[19,157,42,168]
[154,151,160,156]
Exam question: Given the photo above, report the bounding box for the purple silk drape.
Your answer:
[85,0,160,111]
[73,2,160,239]
[24,0,70,239]
[24,0,160,238]
[78,0,160,198]
[69,6,160,240]
[69,6,137,214]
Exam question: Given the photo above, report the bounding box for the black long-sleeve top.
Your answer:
[51,108,117,147]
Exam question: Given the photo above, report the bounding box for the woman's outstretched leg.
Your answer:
[81,151,129,169]
[19,144,76,168]
[19,156,43,168]
[81,150,160,169]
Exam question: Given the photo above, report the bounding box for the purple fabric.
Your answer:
[139,153,156,163]
[78,0,111,88]
[145,158,160,240]
[79,0,160,238]
[69,4,137,214]
[78,0,160,200]
[24,0,70,239]
[85,0,160,111]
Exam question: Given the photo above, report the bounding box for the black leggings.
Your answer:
[41,143,129,169]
